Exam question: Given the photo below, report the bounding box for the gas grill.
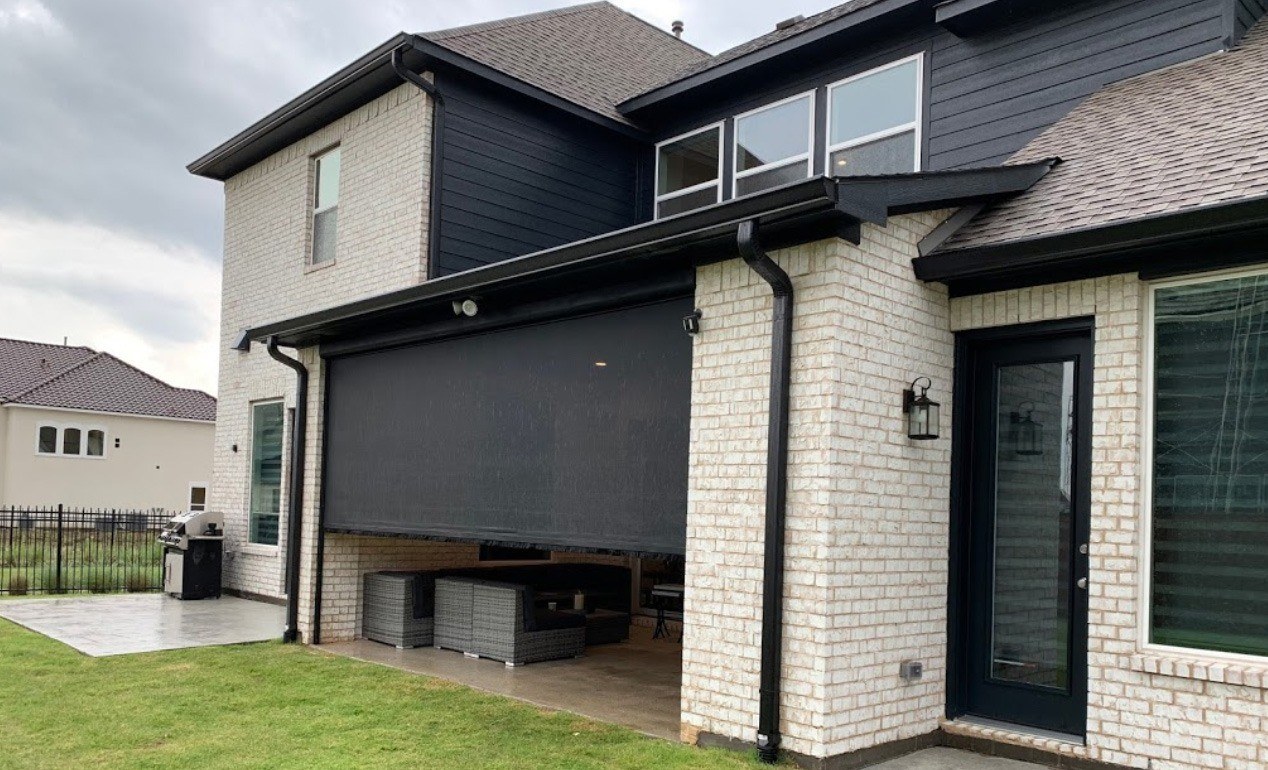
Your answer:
[158,510,224,600]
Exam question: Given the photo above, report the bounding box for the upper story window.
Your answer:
[655,125,722,218]
[311,146,341,265]
[36,425,105,457]
[1148,269,1268,660]
[733,92,814,197]
[827,55,923,177]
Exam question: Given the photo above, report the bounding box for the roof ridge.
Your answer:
[6,352,107,404]
[92,352,216,401]
[0,335,95,354]
[423,1,609,40]
[601,3,712,56]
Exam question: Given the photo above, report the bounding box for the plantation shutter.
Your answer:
[1151,274,1268,656]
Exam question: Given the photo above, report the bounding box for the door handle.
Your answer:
[1076,577,1088,590]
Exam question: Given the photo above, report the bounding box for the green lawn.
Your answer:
[0,619,765,770]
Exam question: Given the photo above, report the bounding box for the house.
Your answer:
[189,1,1268,768]
[0,338,216,512]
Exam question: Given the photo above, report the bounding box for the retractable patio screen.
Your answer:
[322,296,692,555]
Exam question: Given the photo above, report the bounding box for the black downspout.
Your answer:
[266,336,308,644]
[737,220,793,765]
[391,43,445,279]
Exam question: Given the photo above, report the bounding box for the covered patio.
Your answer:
[323,622,683,740]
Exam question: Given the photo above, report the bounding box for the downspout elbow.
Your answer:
[737,220,793,765]
[266,336,308,644]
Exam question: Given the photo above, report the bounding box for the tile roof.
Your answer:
[938,19,1268,253]
[422,2,710,124]
[0,339,215,422]
[633,0,889,97]
[0,338,96,401]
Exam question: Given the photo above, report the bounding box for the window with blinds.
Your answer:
[1151,273,1268,657]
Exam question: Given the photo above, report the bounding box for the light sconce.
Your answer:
[452,298,479,317]
[682,309,702,336]
[1010,402,1044,456]
[903,377,940,441]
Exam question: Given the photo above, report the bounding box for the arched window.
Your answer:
[37,426,57,454]
[86,429,105,457]
[62,427,82,455]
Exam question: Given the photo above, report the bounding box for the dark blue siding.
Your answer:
[647,0,1230,178]
[435,70,646,277]
[929,0,1230,168]
[1235,0,1268,41]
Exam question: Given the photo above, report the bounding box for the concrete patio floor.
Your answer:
[872,748,1048,770]
[323,623,684,740]
[0,593,284,656]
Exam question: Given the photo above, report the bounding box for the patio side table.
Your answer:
[650,583,684,642]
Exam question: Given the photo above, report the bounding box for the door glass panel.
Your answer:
[991,361,1075,690]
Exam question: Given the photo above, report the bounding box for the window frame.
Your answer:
[823,53,925,176]
[730,90,816,198]
[309,145,341,267]
[188,482,209,512]
[1140,265,1268,666]
[653,122,724,219]
[246,399,285,549]
[33,423,107,459]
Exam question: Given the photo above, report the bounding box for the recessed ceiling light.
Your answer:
[594,361,607,367]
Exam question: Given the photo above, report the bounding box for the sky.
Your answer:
[0,0,817,395]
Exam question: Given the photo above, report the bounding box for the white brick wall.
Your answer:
[946,276,1268,770]
[683,213,953,759]
[213,81,432,600]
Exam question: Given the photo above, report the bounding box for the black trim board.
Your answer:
[935,0,1055,36]
[189,33,644,181]
[619,0,929,115]
[247,162,1055,348]
[915,195,1268,296]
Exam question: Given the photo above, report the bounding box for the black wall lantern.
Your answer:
[1010,402,1044,456]
[903,377,940,441]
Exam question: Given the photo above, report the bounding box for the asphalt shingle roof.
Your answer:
[938,19,1268,253]
[422,2,709,124]
[633,0,889,97]
[0,339,215,422]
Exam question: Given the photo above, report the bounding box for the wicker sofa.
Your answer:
[434,577,586,666]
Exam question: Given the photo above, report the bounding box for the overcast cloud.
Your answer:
[0,0,807,394]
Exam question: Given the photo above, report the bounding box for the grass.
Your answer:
[0,528,160,594]
[0,619,767,770]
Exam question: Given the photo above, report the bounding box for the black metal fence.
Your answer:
[0,506,171,595]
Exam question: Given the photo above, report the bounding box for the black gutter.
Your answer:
[914,194,1268,294]
[391,45,446,278]
[266,337,308,644]
[618,0,925,115]
[737,220,793,765]
[245,162,1054,348]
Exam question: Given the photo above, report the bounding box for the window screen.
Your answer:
[1151,274,1268,657]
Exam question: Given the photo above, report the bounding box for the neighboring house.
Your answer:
[0,338,216,512]
[190,1,1268,768]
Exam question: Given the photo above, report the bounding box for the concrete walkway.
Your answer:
[873,748,1048,770]
[0,593,284,656]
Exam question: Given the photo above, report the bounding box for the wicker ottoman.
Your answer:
[362,571,435,648]
[564,609,630,645]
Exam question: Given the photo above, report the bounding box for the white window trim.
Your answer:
[1139,264,1268,668]
[824,53,925,175]
[653,122,724,219]
[312,146,341,216]
[188,482,209,512]
[731,90,816,197]
[310,145,341,267]
[34,423,107,459]
[246,398,285,549]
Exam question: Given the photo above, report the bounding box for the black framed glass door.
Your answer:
[951,324,1092,736]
